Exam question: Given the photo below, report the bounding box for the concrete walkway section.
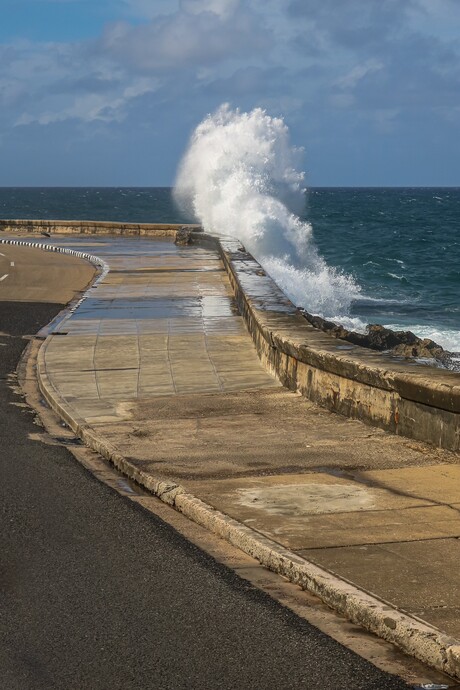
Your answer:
[11,233,460,678]
[42,237,278,418]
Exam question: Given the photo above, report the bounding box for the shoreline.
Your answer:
[299,310,460,372]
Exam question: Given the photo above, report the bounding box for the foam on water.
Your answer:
[174,104,360,317]
[384,324,460,354]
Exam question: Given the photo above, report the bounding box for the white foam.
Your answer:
[174,104,360,317]
[384,323,460,353]
[327,315,368,333]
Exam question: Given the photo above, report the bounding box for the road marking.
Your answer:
[0,274,8,281]
[10,261,14,267]
[0,252,5,257]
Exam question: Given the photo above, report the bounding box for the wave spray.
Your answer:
[174,104,360,317]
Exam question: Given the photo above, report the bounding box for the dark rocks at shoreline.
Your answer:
[300,311,456,368]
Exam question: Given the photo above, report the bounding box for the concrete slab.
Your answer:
[302,538,460,638]
[359,464,460,505]
[182,472,460,549]
[42,238,277,413]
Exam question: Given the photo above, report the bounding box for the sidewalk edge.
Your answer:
[36,335,460,681]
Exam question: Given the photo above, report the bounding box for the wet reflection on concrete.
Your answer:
[32,235,278,421]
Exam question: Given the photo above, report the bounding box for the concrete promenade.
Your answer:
[7,233,460,678]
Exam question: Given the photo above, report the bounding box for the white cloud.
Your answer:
[1,0,460,185]
[14,75,158,126]
[336,60,384,90]
[180,0,240,18]
[98,2,271,72]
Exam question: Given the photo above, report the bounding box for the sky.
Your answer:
[1,0,460,187]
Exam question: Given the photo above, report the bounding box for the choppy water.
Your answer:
[307,187,460,353]
[0,187,188,224]
[0,185,459,352]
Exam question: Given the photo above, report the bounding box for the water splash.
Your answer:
[174,104,360,316]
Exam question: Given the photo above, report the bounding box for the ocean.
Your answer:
[0,186,459,353]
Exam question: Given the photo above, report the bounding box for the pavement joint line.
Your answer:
[291,534,460,551]
[11,233,460,681]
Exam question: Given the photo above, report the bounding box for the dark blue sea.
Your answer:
[0,186,459,352]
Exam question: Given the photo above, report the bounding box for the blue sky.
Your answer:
[1,0,460,186]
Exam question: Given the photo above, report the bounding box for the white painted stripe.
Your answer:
[10,261,14,266]
[0,252,5,256]
[0,238,110,325]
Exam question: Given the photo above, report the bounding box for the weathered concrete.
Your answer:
[3,220,460,450]
[5,231,460,679]
[0,218,199,236]
[216,236,460,451]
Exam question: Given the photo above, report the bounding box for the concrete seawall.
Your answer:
[2,219,459,451]
[0,218,200,236]
[214,236,460,452]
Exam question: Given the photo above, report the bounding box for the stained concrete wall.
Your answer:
[214,235,460,452]
[0,219,199,236]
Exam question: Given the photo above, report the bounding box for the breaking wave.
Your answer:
[173,104,360,317]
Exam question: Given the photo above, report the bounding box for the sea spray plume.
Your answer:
[174,105,308,261]
[174,104,360,316]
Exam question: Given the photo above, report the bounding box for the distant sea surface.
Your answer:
[1,186,459,352]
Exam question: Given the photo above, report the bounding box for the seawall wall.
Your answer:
[0,218,200,236]
[214,235,460,452]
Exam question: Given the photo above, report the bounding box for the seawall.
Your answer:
[214,235,460,452]
[2,219,459,451]
[0,218,200,236]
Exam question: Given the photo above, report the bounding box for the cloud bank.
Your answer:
[1,0,460,185]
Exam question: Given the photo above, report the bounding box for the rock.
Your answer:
[174,226,192,245]
[300,310,454,367]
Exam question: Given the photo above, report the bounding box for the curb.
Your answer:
[0,236,108,272]
[12,235,460,681]
[36,339,460,679]
[0,237,110,334]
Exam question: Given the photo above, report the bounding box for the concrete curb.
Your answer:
[0,237,110,334]
[35,336,460,679]
[0,236,108,271]
[12,235,460,680]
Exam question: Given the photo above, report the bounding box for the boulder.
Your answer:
[174,226,192,245]
[300,310,454,367]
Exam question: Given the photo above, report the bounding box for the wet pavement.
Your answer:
[7,234,460,654]
[40,236,277,417]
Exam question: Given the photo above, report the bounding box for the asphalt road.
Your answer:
[0,243,95,304]
[0,246,413,689]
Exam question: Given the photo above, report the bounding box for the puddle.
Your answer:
[70,296,238,321]
[115,477,144,496]
[53,436,82,446]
